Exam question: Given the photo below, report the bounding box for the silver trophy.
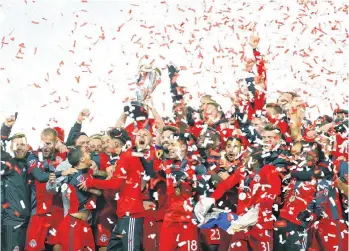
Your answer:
[124,63,161,120]
[135,64,162,103]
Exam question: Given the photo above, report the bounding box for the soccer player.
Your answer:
[25,128,76,251]
[196,148,281,251]
[50,146,102,251]
[79,140,146,251]
[95,128,130,251]
[274,141,319,250]
[159,133,207,251]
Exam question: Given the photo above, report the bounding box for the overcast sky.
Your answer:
[1,0,348,147]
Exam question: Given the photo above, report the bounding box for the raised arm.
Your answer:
[66,109,90,146]
[147,98,165,131]
[210,167,242,201]
[84,154,133,190]
[115,112,128,128]
[1,114,16,142]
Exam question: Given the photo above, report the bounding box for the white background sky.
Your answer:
[0,0,348,148]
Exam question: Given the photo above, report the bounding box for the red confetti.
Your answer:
[2,202,9,209]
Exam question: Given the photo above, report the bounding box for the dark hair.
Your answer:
[162,125,179,134]
[171,133,189,147]
[293,141,324,162]
[264,123,282,137]
[41,128,57,138]
[108,128,130,145]
[266,103,283,115]
[225,137,243,145]
[199,127,221,149]
[71,132,88,146]
[67,146,84,167]
[316,115,333,126]
[245,147,263,169]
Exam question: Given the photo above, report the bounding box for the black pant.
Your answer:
[107,216,144,251]
[274,218,307,251]
[1,224,27,251]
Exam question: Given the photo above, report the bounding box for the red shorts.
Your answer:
[218,228,232,251]
[46,207,64,245]
[308,219,349,251]
[55,215,95,251]
[229,227,273,251]
[95,223,113,247]
[159,221,199,251]
[95,202,117,247]
[200,228,221,245]
[25,214,52,251]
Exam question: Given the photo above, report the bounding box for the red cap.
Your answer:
[54,127,65,142]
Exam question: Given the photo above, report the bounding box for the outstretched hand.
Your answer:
[77,180,88,191]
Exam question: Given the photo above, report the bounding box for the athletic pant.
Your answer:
[107,216,144,251]
[273,219,308,251]
[2,224,27,251]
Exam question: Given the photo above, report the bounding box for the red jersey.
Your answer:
[27,151,66,215]
[280,178,317,226]
[211,165,281,229]
[65,168,96,214]
[86,149,145,218]
[164,175,194,223]
[161,159,207,223]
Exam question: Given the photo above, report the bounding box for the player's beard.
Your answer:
[14,150,26,159]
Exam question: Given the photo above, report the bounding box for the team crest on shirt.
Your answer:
[100,234,108,242]
[254,174,260,182]
[324,188,329,196]
[29,239,37,248]
[29,159,37,169]
[13,246,19,251]
[55,156,64,163]
[76,174,86,183]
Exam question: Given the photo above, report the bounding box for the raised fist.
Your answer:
[4,114,17,128]
[249,35,260,49]
[77,109,90,124]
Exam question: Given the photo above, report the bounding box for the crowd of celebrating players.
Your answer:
[1,39,348,251]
